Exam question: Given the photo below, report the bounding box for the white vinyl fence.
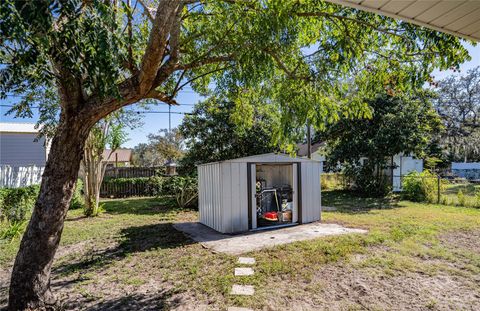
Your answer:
[0,165,44,188]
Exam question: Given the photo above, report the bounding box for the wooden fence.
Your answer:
[0,165,44,188]
[100,178,152,198]
[103,166,165,178]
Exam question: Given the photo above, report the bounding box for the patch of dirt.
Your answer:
[263,261,480,310]
[440,230,480,254]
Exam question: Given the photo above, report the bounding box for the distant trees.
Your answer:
[132,129,184,167]
[434,66,480,162]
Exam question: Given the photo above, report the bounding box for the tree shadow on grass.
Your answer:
[322,190,402,214]
[52,222,193,277]
[64,290,179,311]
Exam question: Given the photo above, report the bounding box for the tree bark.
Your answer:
[8,116,91,310]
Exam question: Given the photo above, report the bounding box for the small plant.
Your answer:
[457,189,466,207]
[0,221,27,242]
[168,176,198,208]
[70,179,85,210]
[475,190,480,208]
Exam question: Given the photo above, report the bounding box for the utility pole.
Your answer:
[307,121,311,159]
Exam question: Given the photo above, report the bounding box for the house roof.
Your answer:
[0,122,39,134]
[198,153,321,166]
[324,0,480,42]
[103,149,133,162]
[296,142,325,157]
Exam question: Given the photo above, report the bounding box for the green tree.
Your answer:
[0,0,470,308]
[179,97,278,173]
[82,119,129,217]
[322,93,442,195]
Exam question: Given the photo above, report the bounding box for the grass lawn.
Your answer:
[1,192,480,310]
[442,181,480,207]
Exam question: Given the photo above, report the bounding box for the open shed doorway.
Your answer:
[252,163,298,230]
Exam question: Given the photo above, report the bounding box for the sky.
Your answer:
[1,43,479,148]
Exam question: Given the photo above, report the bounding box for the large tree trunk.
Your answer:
[8,116,90,310]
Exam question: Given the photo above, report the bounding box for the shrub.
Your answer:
[321,173,346,190]
[166,176,198,208]
[70,179,85,210]
[343,164,391,197]
[402,170,441,203]
[146,176,164,196]
[457,189,466,207]
[475,190,480,208]
[0,185,39,223]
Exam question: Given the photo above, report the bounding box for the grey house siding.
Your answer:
[0,133,47,166]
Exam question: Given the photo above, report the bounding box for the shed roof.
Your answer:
[198,153,321,166]
[103,149,133,162]
[0,122,39,133]
[324,0,480,42]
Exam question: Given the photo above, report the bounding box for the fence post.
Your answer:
[437,175,441,204]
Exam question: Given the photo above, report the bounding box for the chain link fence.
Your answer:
[321,172,480,208]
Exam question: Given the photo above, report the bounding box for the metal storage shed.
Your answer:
[198,153,322,234]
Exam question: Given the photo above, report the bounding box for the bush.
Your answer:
[70,179,85,210]
[402,170,441,203]
[146,176,164,196]
[457,189,466,207]
[0,185,39,223]
[343,164,391,197]
[164,176,198,208]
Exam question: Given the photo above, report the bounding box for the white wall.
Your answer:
[0,165,44,188]
[392,155,423,191]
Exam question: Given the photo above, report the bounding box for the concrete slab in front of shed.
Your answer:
[173,222,367,255]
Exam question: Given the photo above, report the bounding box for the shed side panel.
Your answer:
[198,163,223,232]
[301,162,322,223]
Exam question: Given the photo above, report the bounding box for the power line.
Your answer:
[0,104,193,115]
[0,96,198,106]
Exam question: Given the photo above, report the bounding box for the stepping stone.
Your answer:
[227,307,254,311]
[231,284,255,296]
[237,257,255,265]
[235,267,254,276]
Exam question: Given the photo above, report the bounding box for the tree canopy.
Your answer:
[323,93,442,166]
[1,0,471,145]
[179,97,278,173]
[434,66,480,162]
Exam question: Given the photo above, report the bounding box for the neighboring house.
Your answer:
[0,122,49,188]
[389,154,424,192]
[0,122,49,166]
[297,142,326,162]
[102,149,133,167]
[451,162,480,180]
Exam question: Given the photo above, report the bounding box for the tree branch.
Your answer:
[138,0,183,94]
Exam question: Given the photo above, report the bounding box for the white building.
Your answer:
[0,122,49,167]
[0,123,49,188]
[197,153,322,234]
